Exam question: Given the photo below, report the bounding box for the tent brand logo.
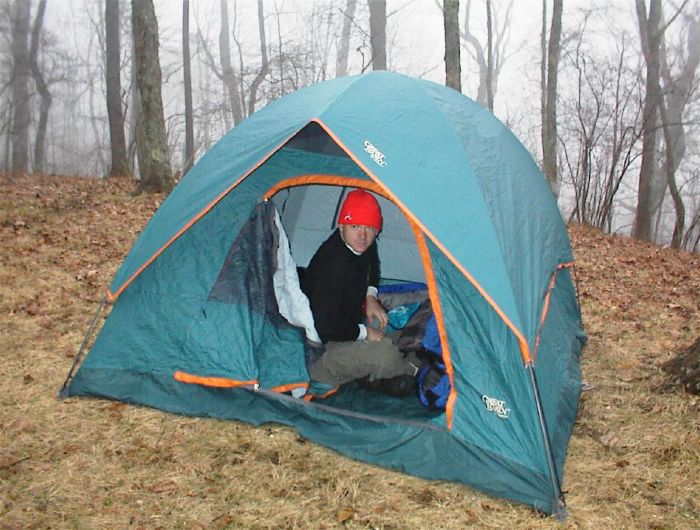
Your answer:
[363,140,387,167]
[482,395,510,419]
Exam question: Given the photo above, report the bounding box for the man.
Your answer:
[301,189,419,395]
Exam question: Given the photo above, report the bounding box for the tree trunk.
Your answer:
[220,0,244,126]
[683,208,700,252]
[659,12,699,248]
[105,0,129,177]
[632,0,662,242]
[183,0,194,174]
[485,0,494,110]
[540,0,547,171]
[463,0,487,105]
[247,0,270,116]
[128,48,140,175]
[29,0,51,174]
[659,102,685,248]
[443,0,461,91]
[336,0,357,77]
[10,0,32,174]
[368,0,387,70]
[462,0,512,108]
[542,0,563,197]
[131,0,172,192]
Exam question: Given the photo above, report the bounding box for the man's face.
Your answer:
[340,224,378,254]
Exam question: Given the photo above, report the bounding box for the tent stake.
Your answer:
[57,296,108,400]
[527,364,567,521]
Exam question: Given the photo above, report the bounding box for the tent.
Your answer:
[60,71,585,517]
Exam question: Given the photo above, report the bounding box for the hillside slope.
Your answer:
[1,175,698,529]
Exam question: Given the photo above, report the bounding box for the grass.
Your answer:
[1,174,698,529]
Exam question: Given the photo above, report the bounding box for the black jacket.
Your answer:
[301,229,380,343]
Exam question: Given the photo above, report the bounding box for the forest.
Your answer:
[1,1,699,528]
[1,0,699,250]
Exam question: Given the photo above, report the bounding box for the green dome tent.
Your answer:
[61,71,585,517]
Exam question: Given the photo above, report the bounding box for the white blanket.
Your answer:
[272,206,322,345]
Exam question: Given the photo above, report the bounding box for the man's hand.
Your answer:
[365,295,388,330]
[366,325,383,341]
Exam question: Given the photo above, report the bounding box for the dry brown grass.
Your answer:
[1,174,698,529]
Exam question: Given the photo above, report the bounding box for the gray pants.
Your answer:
[309,337,419,386]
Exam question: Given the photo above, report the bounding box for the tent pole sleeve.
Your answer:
[57,296,108,400]
[526,364,568,520]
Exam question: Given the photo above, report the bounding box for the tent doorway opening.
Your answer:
[270,184,426,285]
[268,183,446,426]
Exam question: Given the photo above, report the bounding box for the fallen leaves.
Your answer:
[335,506,355,523]
[2,219,29,231]
[1,176,698,530]
[599,431,620,447]
[14,297,42,316]
[150,481,178,494]
[75,269,100,282]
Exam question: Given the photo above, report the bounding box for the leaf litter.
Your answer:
[1,174,698,529]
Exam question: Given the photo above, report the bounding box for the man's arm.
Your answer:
[364,243,387,334]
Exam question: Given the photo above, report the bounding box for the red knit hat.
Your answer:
[337,189,382,231]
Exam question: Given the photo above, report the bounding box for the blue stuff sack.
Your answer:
[386,302,421,332]
[416,315,451,411]
[422,314,442,354]
[417,361,450,410]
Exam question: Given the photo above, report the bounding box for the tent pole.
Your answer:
[526,364,567,521]
[57,296,108,400]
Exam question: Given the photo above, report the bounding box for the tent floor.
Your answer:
[315,381,445,425]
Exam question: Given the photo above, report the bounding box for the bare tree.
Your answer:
[29,0,50,173]
[336,0,357,77]
[247,0,270,116]
[219,0,244,127]
[131,0,171,192]
[632,0,664,241]
[368,0,386,70]
[683,170,700,251]
[304,2,336,83]
[658,8,699,248]
[128,28,140,174]
[191,3,233,131]
[198,1,271,126]
[183,0,194,174]
[560,17,644,232]
[264,1,344,100]
[105,0,129,177]
[540,0,547,156]
[76,2,109,174]
[9,0,31,173]
[485,0,493,110]
[461,0,513,108]
[443,0,461,91]
[542,0,563,197]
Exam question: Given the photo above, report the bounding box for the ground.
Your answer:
[662,336,700,395]
[1,174,699,529]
